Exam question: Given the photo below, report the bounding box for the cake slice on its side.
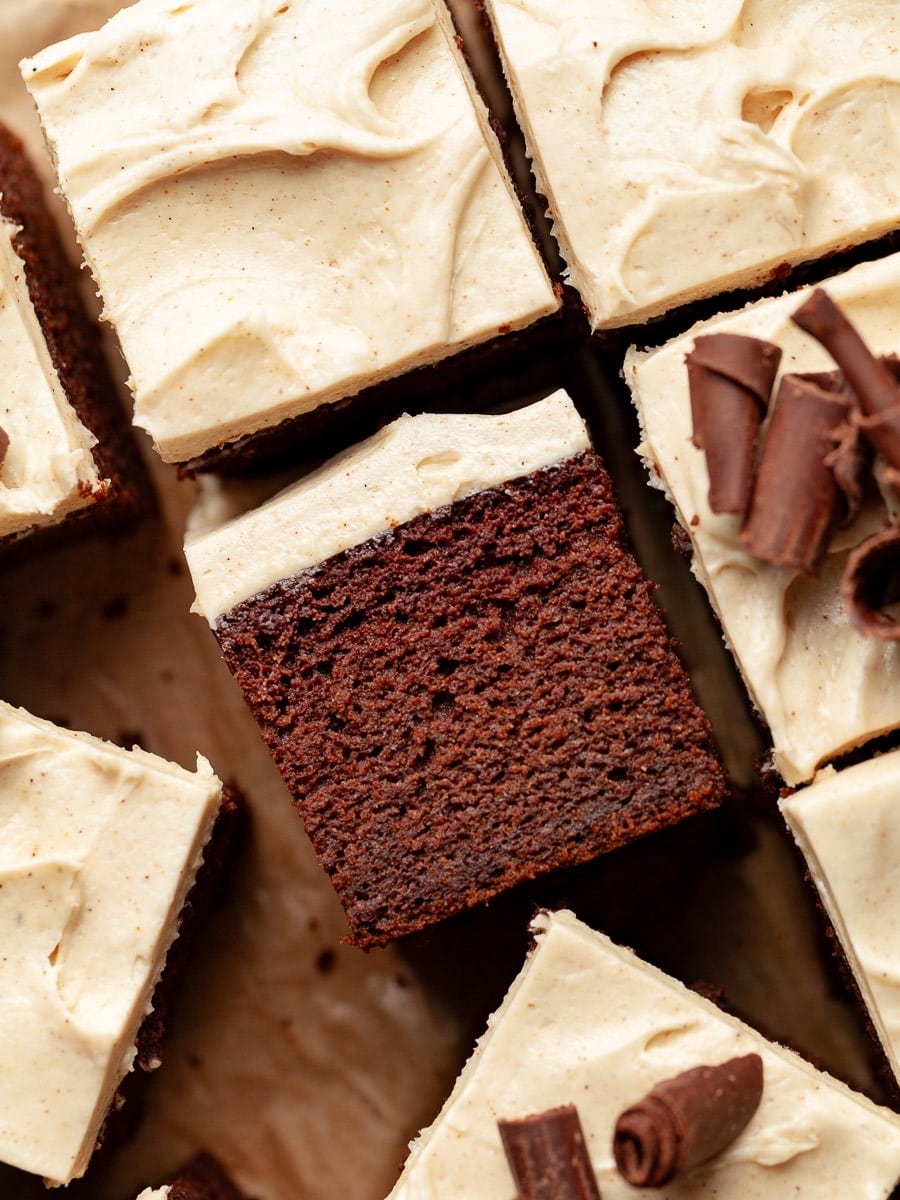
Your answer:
[22,0,558,471]
[0,123,148,552]
[387,909,900,1199]
[136,1153,247,1200]
[185,391,725,947]
[625,251,900,786]
[781,752,900,1095]
[0,701,225,1186]
[481,0,900,330]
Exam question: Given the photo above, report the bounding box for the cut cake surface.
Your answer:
[186,394,725,946]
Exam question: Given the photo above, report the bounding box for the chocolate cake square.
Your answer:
[481,0,900,328]
[185,392,725,946]
[386,910,900,1199]
[0,701,224,1185]
[22,0,558,469]
[781,751,900,1094]
[626,251,900,785]
[0,122,147,551]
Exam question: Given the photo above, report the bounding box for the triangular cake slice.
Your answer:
[387,909,900,1198]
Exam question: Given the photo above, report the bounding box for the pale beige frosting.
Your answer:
[483,0,900,329]
[625,251,900,785]
[185,390,590,622]
[0,216,103,538]
[782,752,900,1090]
[388,909,900,1199]
[22,0,558,464]
[136,1191,167,1200]
[0,701,222,1186]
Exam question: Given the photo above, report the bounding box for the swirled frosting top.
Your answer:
[387,910,900,1199]
[0,701,222,1185]
[782,752,900,1092]
[626,251,900,785]
[0,216,103,537]
[185,390,590,622]
[22,0,557,463]
[483,0,900,328]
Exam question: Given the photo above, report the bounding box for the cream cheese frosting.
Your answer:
[781,752,900,1090]
[0,701,222,1186]
[625,251,900,785]
[136,1191,168,1200]
[388,909,900,1199]
[483,0,900,329]
[22,0,558,464]
[0,215,103,538]
[185,390,590,623]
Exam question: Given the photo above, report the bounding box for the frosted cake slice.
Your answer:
[184,391,725,946]
[0,701,223,1186]
[482,0,900,328]
[387,909,900,1199]
[22,0,558,468]
[0,122,146,549]
[781,751,900,1093]
[626,251,900,786]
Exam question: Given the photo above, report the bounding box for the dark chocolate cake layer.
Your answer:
[168,1153,247,1200]
[0,122,150,550]
[215,451,726,946]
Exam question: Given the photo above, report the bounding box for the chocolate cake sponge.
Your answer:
[216,451,726,946]
[166,1153,247,1200]
[0,122,149,550]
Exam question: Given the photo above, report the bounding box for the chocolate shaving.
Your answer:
[0,423,8,473]
[841,520,900,639]
[793,288,900,470]
[499,1105,602,1200]
[687,332,781,515]
[613,1054,763,1188]
[740,372,852,573]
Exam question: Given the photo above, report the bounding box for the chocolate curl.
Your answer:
[499,1105,602,1200]
[740,373,852,572]
[0,424,8,473]
[792,288,900,470]
[613,1054,763,1188]
[687,333,781,514]
[841,520,900,639]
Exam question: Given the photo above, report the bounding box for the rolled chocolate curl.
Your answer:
[740,373,852,573]
[687,332,781,515]
[613,1054,763,1188]
[842,520,900,640]
[792,288,900,469]
[499,1104,602,1200]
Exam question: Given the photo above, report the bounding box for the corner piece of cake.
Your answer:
[21,0,558,469]
[0,122,147,551]
[184,390,725,947]
[136,1153,247,1200]
[781,750,900,1095]
[481,0,900,328]
[0,700,224,1186]
[625,251,900,786]
[386,909,900,1199]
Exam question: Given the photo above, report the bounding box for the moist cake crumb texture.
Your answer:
[215,451,725,946]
